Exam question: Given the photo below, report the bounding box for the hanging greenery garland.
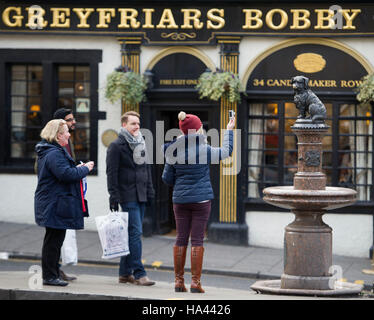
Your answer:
[356,73,374,105]
[104,66,147,106]
[195,69,245,103]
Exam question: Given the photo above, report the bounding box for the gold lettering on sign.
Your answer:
[314,9,334,29]
[118,9,140,28]
[290,9,311,30]
[142,8,155,28]
[72,8,94,28]
[160,79,198,85]
[340,9,361,30]
[25,6,48,29]
[96,8,115,28]
[2,7,23,27]
[265,9,288,30]
[50,8,70,28]
[0,6,363,33]
[341,80,363,88]
[293,53,326,73]
[207,9,225,29]
[253,79,341,88]
[181,9,204,29]
[242,9,263,29]
[156,9,178,29]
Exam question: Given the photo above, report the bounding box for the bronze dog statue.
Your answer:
[292,76,326,123]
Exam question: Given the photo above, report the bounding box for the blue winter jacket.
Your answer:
[162,130,233,204]
[34,140,90,230]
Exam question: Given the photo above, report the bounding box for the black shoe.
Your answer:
[43,278,69,287]
[60,270,77,281]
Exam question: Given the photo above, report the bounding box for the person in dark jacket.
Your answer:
[106,111,155,286]
[35,119,94,286]
[162,111,235,293]
[52,108,78,282]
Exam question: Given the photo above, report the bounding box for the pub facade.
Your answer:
[0,1,373,258]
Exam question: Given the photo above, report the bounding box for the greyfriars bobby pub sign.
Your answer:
[0,4,373,44]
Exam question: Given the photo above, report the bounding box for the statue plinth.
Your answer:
[292,119,328,191]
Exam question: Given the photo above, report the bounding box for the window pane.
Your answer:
[11,128,25,142]
[337,103,372,201]
[12,65,26,80]
[340,103,355,116]
[266,103,277,116]
[29,96,42,110]
[59,82,74,96]
[28,81,42,95]
[11,142,24,158]
[75,66,90,81]
[248,103,280,198]
[11,111,27,127]
[58,97,74,109]
[10,64,42,159]
[75,113,90,125]
[284,101,298,182]
[249,103,263,116]
[28,65,43,81]
[11,81,27,95]
[27,110,42,127]
[58,66,74,81]
[73,128,90,161]
[26,127,42,143]
[11,96,26,111]
[249,119,263,133]
[57,64,91,163]
[284,147,297,185]
[75,82,90,96]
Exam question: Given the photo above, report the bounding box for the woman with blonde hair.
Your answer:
[34,119,94,286]
[162,111,235,293]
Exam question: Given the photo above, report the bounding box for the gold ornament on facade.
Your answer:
[161,32,196,40]
[101,129,118,147]
[293,53,326,73]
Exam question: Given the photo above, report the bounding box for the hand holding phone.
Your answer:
[227,110,236,130]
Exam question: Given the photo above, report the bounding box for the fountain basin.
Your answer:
[251,280,363,297]
[263,186,357,211]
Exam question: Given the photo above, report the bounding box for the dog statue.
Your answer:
[292,76,326,123]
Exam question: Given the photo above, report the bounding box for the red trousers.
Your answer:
[173,201,211,247]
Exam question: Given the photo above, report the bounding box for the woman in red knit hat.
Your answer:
[162,111,235,293]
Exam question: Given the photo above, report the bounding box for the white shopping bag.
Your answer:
[95,211,129,260]
[61,229,78,266]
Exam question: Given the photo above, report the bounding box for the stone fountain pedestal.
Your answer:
[250,119,362,296]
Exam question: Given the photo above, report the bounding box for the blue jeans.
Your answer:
[119,202,147,280]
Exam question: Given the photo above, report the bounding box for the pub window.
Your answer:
[0,48,102,173]
[10,64,43,160]
[248,102,373,202]
[57,65,91,162]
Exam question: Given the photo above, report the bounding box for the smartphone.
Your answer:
[229,110,235,119]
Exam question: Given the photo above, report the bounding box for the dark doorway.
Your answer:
[145,98,220,236]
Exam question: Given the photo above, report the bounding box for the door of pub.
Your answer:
[147,99,220,235]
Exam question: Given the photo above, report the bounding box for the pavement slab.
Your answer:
[0,271,345,300]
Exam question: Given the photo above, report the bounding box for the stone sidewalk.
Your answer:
[0,221,373,293]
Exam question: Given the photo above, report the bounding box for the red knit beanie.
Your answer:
[178,111,202,135]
